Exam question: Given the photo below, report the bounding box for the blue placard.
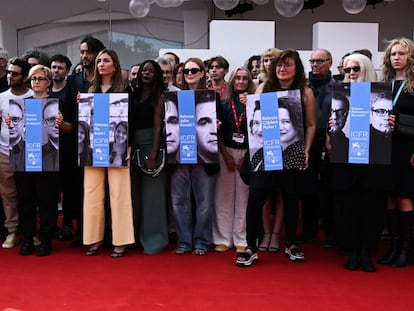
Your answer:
[348,82,371,164]
[25,99,42,172]
[178,90,197,164]
[260,92,283,171]
[92,93,110,166]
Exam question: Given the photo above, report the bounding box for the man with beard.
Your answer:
[0,57,33,248]
[66,36,105,247]
[49,54,78,241]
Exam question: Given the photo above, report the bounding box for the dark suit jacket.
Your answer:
[42,141,59,171]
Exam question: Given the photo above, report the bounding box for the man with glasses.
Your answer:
[156,57,180,91]
[369,92,392,164]
[299,49,336,247]
[329,93,350,163]
[0,57,33,248]
[42,99,59,171]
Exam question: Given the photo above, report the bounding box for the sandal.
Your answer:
[192,248,208,256]
[269,233,280,252]
[85,241,103,256]
[285,245,305,262]
[111,246,126,258]
[258,233,271,252]
[236,249,258,267]
[175,247,190,255]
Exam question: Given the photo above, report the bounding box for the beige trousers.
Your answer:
[83,166,135,246]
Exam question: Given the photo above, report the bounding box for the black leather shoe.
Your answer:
[344,249,359,271]
[37,243,52,256]
[19,242,35,256]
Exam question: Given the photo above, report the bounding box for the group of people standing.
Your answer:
[0,36,413,273]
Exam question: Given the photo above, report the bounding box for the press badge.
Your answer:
[232,133,245,144]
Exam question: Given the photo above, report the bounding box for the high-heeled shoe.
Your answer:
[269,233,280,252]
[258,233,270,251]
[111,246,126,258]
[86,241,103,256]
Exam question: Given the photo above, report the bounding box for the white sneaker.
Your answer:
[2,233,18,249]
[33,236,41,247]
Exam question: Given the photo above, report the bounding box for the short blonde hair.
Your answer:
[28,64,52,80]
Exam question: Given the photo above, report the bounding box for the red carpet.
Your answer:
[0,237,413,311]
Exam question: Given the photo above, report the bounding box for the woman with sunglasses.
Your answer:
[171,57,220,256]
[327,52,393,272]
[378,37,414,268]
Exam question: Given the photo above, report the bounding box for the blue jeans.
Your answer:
[170,164,215,251]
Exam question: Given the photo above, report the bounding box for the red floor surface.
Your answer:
[1,236,413,311]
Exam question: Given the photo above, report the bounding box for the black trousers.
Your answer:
[15,172,60,243]
[334,185,387,251]
[245,188,300,251]
[61,165,84,233]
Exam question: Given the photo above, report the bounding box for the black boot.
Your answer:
[344,248,359,271]
[391,211,413,268]
[360,248,376,272]
[378,209,399,264]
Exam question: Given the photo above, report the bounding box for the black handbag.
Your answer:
[134,149,165,177]
[396,112,414,137]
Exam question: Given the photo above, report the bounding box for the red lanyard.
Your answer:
[210,83,228,98]
[231,99,244,133]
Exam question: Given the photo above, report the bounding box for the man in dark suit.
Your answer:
[65,36,105,247]
[330,93,350,163]
[42,99,59,171]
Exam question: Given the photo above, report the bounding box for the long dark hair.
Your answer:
[78,120,92,166]
[263,49,307,101]
[130,60,166,107]
[89,49,124,93]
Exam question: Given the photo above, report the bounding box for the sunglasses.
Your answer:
[6,70,23,77]
[182,68,201,75]
[343,66,361,74]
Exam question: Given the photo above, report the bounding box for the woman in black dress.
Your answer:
[378,37,414,268]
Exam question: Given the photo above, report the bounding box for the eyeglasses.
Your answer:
[31,76,49,82]
[309,59,329,65]
[331,108,348,117]
[276,62,294,69]
[343,66,361,74]
[6,70,23,77]
[372,109,392,117]
[44,117,56,126]
[10,116,23,125]
[182,68,201,75]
